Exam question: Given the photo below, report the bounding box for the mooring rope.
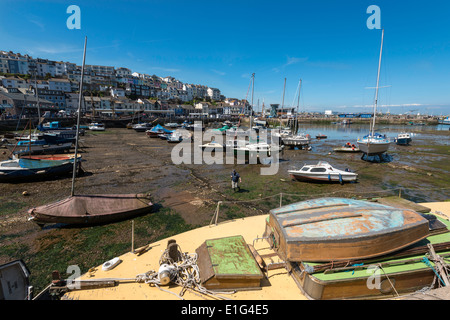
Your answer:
[135,243,233,300]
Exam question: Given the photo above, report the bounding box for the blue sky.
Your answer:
[1,0,449,115]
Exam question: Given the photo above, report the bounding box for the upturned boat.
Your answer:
[265,197,430,262]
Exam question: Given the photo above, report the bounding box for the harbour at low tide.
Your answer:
[1,120,449,297]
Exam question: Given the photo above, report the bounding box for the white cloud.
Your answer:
[211,69,226,76]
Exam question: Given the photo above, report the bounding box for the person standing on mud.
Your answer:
[231,169,242,192]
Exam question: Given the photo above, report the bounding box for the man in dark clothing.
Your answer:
[231,169,242,192]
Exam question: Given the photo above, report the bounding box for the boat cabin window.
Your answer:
[1,162,19,167]
[301,167,310,171]
[310,168,327,172]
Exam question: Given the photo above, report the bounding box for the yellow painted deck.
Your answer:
[62,201,450,300]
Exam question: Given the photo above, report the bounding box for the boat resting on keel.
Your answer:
[28,194,153,226]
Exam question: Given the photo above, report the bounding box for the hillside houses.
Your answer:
[0,50,254,118]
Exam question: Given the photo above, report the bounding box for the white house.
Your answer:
[110,87,126,97]
[207,87,221,101]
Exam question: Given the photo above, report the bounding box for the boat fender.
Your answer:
[339,173,343,185]
[328,174,331,181]
[102,257,121,271]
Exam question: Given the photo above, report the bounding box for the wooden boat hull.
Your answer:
[28,194,153,225]
[266,198,430,262]
[289,260,439,300]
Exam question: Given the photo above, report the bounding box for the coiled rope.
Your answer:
[135,243,233,300]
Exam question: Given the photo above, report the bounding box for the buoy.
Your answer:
[102,257,121,271]
[22,191,29,196]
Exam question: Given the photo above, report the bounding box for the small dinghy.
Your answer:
[265,198,430,262]
[333,142,360,153]
[28,194,153,226]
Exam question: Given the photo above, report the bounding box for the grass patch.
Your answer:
[11,206,195,295]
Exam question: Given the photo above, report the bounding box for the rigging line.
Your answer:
[210,185,450,206]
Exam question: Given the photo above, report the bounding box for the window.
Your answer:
[301,167,310,171]
[310,168,326,173]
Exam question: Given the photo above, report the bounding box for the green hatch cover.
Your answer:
[205,235,262,278]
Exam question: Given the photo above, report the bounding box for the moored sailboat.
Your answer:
[358,29,390,160]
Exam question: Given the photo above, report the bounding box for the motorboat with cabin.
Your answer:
[288,161,358,183]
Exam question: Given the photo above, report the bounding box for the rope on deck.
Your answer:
[135,242,233,300]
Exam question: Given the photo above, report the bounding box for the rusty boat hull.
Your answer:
[266,198,430,262]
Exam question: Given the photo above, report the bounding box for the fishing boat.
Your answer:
[357,29,391,159]
[288,161,358,183]
[28,194,153,226]
[88,122,105,131]
[265,197,430,262]
[27,37,153,227]
[394,133,412,145]
[316,134,327,139]
[0,158,78,183]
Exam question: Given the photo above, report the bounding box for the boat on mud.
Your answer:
[28,193,153,226]
[394,133,412,145]
[0,157,79,183]
[288,161,358,183]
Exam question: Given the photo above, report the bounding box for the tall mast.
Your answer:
[281,78,286,127]
[250,73,255,128]
[371,29,384,137]
[296,79,302,134]
[71,36,87,197]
